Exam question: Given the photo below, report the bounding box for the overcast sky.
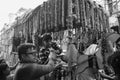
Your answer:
[0,0,48,31]
[0,0,104,31]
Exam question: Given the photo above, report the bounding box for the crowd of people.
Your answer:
[0,26,120,80]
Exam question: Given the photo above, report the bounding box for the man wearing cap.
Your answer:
[14,43,58,80]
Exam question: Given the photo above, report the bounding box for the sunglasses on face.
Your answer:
[28,53,38,57]
[26,47,37,54]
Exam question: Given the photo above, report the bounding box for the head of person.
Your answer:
[41,33,52,47]
[0,59,10,78]
[17,43,38,63]
[110,25,119,34]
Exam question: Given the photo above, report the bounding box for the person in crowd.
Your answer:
[107,51,120,80]
[110,25,120,51]
[96,37,115,80]
[59,36,115,80]
[59,35,78,63]
[39,33,53,64]
[40,33,62,64]
[0,58,19,80]
[39,33,62,80]
[58,35,78,80]
[14,43,59,80]
[0,59,10,80]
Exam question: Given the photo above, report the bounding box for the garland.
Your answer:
[101,37,107,64]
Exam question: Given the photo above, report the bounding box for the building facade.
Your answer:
[0,24,14,65]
